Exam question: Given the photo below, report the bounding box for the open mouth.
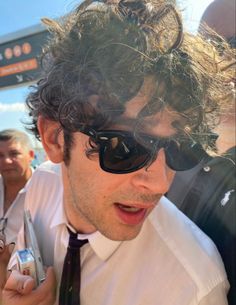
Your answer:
[116,204,143,213]
[114,202,151,226]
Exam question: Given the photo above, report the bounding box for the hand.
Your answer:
[0,243,15,301]
[2,267,56,305]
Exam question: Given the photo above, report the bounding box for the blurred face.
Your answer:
[62,77,183,241]
[0,140,34,183]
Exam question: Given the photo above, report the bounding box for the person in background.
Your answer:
[199,0,235,155]
[0,129,34,299]
[0,129,34,245]
[199,0,235,46]
[167,0,236,303]
[2,1,235,304]
[0,128,34,241]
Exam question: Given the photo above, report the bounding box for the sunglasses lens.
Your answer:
[100,135,150,173]
[165,141,207,171]
[84,127,207,173]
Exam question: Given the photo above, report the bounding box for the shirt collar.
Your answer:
[87,231,121,261]
[18,167,35,194]
[50,200,121,261]
[50,196,67,229]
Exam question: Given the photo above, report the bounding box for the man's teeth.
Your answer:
[118,204,141,212]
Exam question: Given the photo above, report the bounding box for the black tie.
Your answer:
[59,229,88,305]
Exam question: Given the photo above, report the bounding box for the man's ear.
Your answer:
[28,150,35,163]
[37,116,64,163]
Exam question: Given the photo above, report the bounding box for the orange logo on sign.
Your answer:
[13,45,22,57]
[0,58,38,77]
[4,48,13,59]
[22,42,32,55]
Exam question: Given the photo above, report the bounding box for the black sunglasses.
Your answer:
[79,126,208,174]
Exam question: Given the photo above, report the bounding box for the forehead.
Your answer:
[113,76,185,137]
[0,140,26,152]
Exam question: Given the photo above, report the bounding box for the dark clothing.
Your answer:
[167,147,236,304]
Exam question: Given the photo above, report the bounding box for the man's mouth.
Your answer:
[114,202,155,226]
[2,168,16,173]
[116,204,143,213]
[2,167,16,171]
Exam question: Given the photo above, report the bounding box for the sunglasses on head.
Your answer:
[79,126,208,174]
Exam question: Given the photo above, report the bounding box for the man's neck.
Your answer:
[62,165,96,234]
[3,168,32,214]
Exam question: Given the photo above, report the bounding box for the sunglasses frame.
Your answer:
[78,126,208,174]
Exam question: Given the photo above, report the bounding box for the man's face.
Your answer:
[61,77,183,241]
[0,140,34,182]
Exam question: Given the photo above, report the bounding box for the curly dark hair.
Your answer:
[25,0,235,161]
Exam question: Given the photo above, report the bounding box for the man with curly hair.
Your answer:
[2,1,234,304]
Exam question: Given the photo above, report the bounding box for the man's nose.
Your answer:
[130,149,175,194]
[1,155,14,163]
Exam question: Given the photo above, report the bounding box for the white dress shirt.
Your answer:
[10,162,229,305]
[0,172,32,244]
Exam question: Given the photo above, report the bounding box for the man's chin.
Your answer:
[101,225,143,241]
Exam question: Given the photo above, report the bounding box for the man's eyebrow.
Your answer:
[112,117,139,128]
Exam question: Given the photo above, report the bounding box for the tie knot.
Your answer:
[68,229,88,250]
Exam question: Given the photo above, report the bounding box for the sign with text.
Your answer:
[0,30,49,89]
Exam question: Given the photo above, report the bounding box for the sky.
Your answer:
[0,0,214,145]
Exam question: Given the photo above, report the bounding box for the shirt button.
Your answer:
[203,166,211,172]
